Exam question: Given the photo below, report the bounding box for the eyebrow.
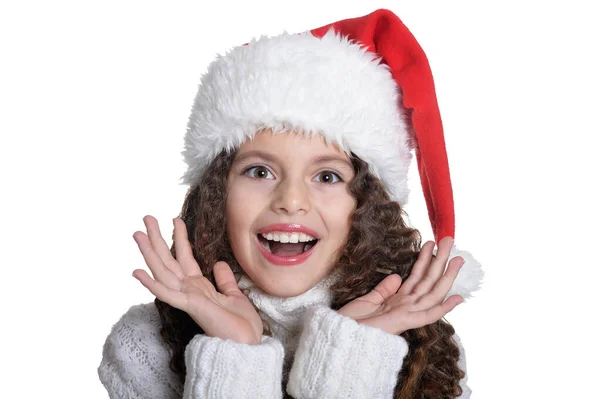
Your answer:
[233,150,353,170]
[312,155,354,170]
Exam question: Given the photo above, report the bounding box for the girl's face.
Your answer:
[226,130,356,297]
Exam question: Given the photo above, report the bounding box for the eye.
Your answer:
[314,170,342,184]
[244,165,275,180]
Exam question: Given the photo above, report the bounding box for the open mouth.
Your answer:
[257,233,318,257]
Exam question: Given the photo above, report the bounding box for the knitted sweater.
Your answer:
[98,277,471,398]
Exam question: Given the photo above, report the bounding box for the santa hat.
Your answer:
[181,9,483,300]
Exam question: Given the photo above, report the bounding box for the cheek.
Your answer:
[227,179,255,216]
[334,205,355,237]
[226,179,268,241]
[225,185,247,245]
[318,190,356,236]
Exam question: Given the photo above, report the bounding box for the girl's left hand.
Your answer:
[337,236,464,335]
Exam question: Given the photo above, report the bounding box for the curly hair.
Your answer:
[155,150,465,398]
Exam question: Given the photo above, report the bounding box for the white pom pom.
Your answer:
[434,244,484,301]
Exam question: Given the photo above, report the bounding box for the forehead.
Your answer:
[238,129,349,158]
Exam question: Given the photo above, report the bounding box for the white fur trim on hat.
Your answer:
[435,244,484,301]
[181,29,413,204]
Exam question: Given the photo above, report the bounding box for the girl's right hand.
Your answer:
[131,215,263,345]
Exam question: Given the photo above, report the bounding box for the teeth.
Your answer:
[260,239,271,252]
[260,231,317,242]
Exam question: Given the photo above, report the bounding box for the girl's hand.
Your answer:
[131,215,263,345]
[337,237,464,335]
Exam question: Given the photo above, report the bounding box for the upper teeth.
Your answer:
[260,232,317,243]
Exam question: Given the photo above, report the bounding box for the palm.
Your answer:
[337,292,387,320]
[132,215,262,345]
[185,274,263,342]
[339,237,465,335]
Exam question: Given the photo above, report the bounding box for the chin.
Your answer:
[264,285,312,298]
[251,273,321,298]
[234,241,339,298]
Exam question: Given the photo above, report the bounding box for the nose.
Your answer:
[270,175,311,215]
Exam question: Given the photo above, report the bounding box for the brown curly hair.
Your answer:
[155,149,465,398]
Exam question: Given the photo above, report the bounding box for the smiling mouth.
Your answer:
[257,234,318,256]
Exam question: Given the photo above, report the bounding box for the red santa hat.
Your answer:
[181,9,483,299]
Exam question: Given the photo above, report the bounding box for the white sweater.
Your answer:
[98,277,471,398]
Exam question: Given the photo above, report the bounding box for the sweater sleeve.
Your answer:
[98,303,285,399]
[183,334,284,398]
[97,303,184,399]
[286,306,409,399]
[286,306,473,399]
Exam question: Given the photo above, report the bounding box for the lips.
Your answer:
[255,223,320,266]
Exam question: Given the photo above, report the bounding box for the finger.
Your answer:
[404,294,464,330]
[133,231,182,290]
[411,257,464,311]
[213,262,243,297]
[143,216,185,279]
[357,274,402,305]
[411,237,455,297]
[173,217,202,276]
[397,241,435,295]
[132,269,188,310]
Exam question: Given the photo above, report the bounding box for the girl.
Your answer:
[98,9,483,399]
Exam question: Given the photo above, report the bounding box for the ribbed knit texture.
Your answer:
[238,275,335,364]
[287,306,408,398]
[183,335,284,398]
[98,277,471,398]
[97,303,184,399]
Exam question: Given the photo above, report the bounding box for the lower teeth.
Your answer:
[261,240,270,251]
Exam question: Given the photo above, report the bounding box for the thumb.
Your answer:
[213,261,243,297]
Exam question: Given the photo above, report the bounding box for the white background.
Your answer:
[1,1,598,397]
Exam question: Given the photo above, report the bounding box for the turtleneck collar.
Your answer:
[238,274,336,332]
